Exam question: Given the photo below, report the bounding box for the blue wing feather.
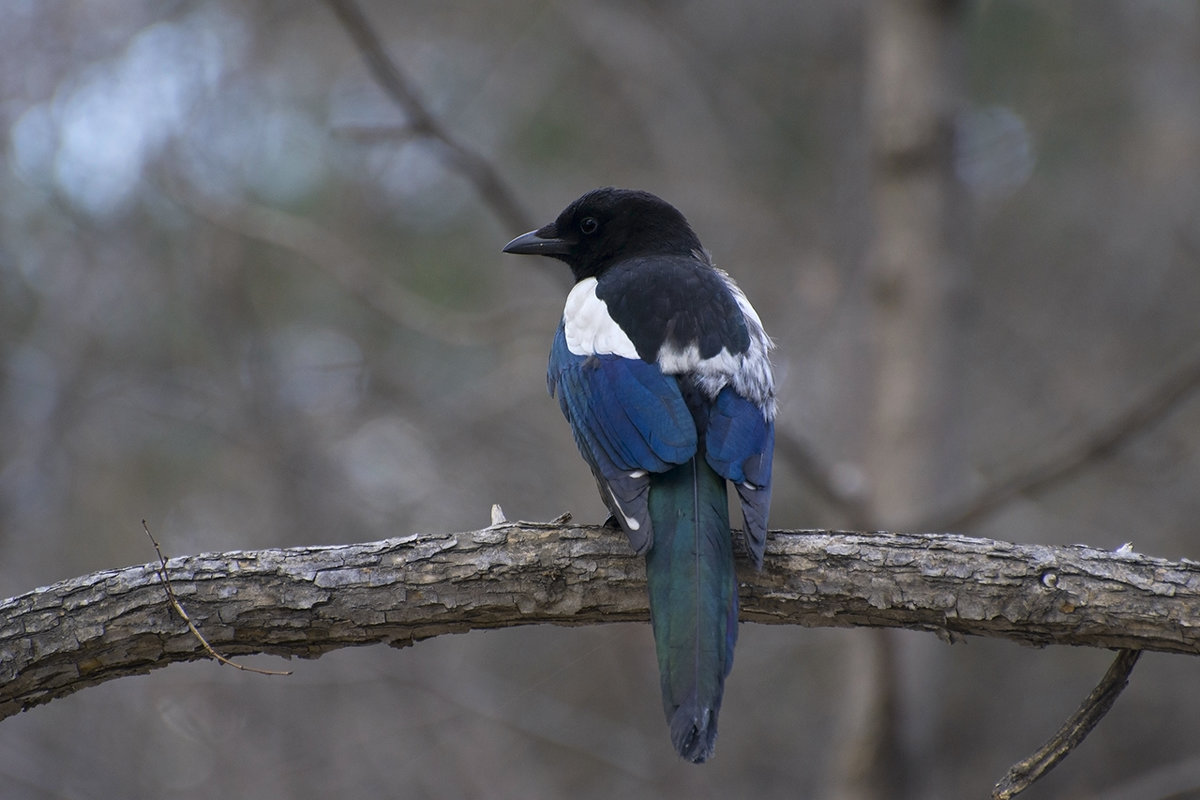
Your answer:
[548,323,696,551]
[705,386,774,567]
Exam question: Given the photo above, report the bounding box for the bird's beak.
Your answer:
[502,229,571,256]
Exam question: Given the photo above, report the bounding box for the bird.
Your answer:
[502,187,775,763]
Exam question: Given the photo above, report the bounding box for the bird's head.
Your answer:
[502,188,704,281]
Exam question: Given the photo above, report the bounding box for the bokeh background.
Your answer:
[3,1,1200,798]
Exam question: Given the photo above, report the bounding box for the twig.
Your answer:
[142,520,292,677]
[992,648,1142,799]
[927,345,1200,532]
[320,0,535,235]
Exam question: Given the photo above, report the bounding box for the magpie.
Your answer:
[502,187,775,763]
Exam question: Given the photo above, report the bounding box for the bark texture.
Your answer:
[2,524,1198,721]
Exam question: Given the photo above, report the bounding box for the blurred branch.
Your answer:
[4,524,1197,722]
[774,428,871,529]
[992,649,1142,800]
[320,0,535,234]
[173,180,538,346]
[925,343,1200,531]
[332,124,422,144]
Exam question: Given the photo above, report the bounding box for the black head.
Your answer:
[502,188,704,281]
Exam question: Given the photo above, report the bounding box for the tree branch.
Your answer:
[171,179,539,347]
[320,0,535,235]
[992,648,1142,799]
[924,342,1200,532]
[3,524,1198,721]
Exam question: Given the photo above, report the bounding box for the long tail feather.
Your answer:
[645,456,738,763]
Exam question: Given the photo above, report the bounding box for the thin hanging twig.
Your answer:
[143,520,292,677]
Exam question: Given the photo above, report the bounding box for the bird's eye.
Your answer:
[579,217,599,235]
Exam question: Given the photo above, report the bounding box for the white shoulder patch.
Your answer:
[563,277,639,359]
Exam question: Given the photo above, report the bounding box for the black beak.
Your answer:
[502,229,572,257]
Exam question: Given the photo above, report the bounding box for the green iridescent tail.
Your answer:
[645,455,738,763]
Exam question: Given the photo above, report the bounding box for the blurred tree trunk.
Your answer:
[830,2,968,800]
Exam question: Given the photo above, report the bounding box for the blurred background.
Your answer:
[3,1,1200,798]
